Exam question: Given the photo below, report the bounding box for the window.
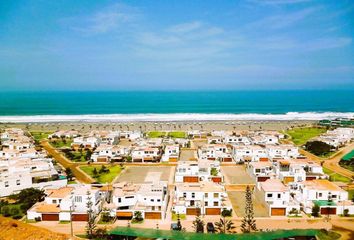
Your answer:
[205,193,208,198]
[118,198,121,203]
[318,193,322,197]
[183,193,187,198]
[267,193,272,198]
[277,194,281,199]
[16,180,20,186]
[5,181,9,187]
[192,193,195,198]
[213,193,219,198]
[157,199,161,202]
[205,201,208,206]
[53,199,57,204]
[213,201,218,206]
[74,196,82,202]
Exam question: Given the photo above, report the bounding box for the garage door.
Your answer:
[320,208,337,215]
[283,177,294,184]
[271,208,286,216]
[169,157,178,162]
[211,177,222,183]
[145,212,161,219]
[42,213,59,221]
[186,208,200,215]
[97,157,107,162]
[306,176,316,181]
[257,177,270,182]
[205,208,221,215]
[223,157,232,162]
[183,176,199,182]
[116,211,133,219]
[72,214,89,221]
[259,158,269,162]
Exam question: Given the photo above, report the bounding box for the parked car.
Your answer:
[207,222,215,233]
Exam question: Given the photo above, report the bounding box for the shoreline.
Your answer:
[0,112,353,123]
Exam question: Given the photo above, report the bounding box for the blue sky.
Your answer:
[0,0,353,90]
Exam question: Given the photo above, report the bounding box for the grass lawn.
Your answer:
[50,139,73,148]
[63,149,88,162]
[323,167,352,183]
[80,165,122,183]
[168,131,186,138]
[30,132,52,141]
[285,127,327,146]
[0,203,25,219]
[347,189,354,200]
[148,131,166,138]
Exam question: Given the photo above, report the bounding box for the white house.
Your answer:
[173,182,232,216]
[232,145,268,163]
[175,160,222,183]
[131,146,161,162]
[90,144,129,162]
[112,181,168,220]
[198,144,233,162]
[27,185,104,221]
[257,179,300,216]
[296,180,352,215]
[162,145,180,162]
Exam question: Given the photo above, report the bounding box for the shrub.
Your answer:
[343,209,349,217]
[221,208,232,217]
[305,141,331,156]
[311,204,320,217]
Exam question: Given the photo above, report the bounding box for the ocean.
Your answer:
[0,90,353,122]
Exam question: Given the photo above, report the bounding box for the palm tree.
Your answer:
[214,216,235,234]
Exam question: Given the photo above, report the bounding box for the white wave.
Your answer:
[0,112,353,123]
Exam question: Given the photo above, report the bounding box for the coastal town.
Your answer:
[0,119,353,239]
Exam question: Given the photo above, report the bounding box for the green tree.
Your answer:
[65,168,74,181]
[221,208,232,217]
[192,214,205,233]
[1,206,10,217]
[215,216,235,234]
[210,167,218,176]
[14,188,45,211]
[86,191,97,239]
[240,185,257,233]
[92,167,99,178]
[305,141,332,156]
[311,204,320,217]
[133,211,143,222]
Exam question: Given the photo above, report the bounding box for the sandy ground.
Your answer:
[221,165,254,184]
[0,120,315,133]
[115,166,175,184]
[227,191,269,217]
[0,216,70,240]
[179,149,197,161]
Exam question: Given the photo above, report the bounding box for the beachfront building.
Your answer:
[90,144,130,162]
[0,158,67,197]
[48,130,79,139]
[256,179,300,216]
[198,144,233,162]
[131,146,162,162]
[247,161,276,185]
[274,159,326,185]
[175,160,222,183]
[112,181,168,220]
[232,145,268,163]
[71,136,101,149]
[0,128,67,197]
[312,127,354,149]
[88,130,120,145]
[161,145,180,162]
[27,184,105,221]
[265,144,299,161]
[224,135,251,145]
[295,179,353,215]
[172,182,232,216]
[119,131,142,141]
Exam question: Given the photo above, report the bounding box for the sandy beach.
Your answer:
[0,120,316,133]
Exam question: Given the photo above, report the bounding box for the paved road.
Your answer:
[41,140,94,184]
[300,142,354,179]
